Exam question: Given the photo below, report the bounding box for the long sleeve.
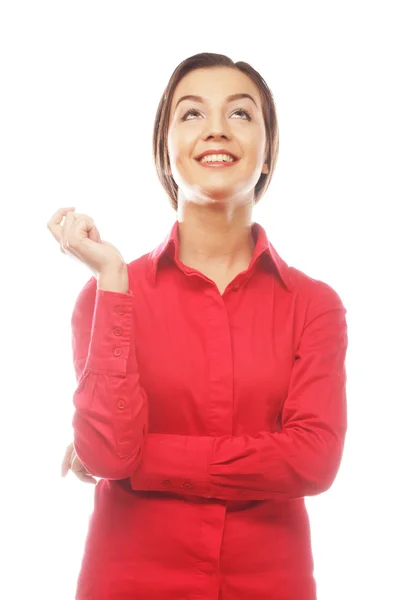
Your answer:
[130,284,348,501]
[71,276,148,480]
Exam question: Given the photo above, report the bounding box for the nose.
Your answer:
[203,113,231,141]
[205,131,228,141]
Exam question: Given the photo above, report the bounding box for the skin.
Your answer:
[167,66,269,287]
[62,65,271,480]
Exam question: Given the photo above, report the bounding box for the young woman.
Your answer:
[48,52,348,600]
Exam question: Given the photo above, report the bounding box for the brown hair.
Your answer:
[152,52,280,212]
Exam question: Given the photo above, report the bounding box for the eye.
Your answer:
[181,108,201,121]
[231,109,252,120]
[181,107,252,121]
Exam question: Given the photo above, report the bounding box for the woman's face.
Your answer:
[167,66,268,206]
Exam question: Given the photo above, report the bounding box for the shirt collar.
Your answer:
[147,220,292,292]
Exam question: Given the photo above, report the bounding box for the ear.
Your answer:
[261,145,269,175]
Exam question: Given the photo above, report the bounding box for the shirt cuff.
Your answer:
[85,288,134,375]
[131,434,213,497]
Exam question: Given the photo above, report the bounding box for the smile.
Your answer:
[195,157,240,168]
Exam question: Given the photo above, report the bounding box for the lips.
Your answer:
[195,149,239,161]
[195,159,238,168]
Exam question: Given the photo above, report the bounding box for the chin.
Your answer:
[193,185,236,200]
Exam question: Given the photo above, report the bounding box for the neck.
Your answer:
[176,200,255,270]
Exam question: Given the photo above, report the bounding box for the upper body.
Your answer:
[71,219,347,600]
[50,56,348,599]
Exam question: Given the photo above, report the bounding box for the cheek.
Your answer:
[170,144,195,171]
[176,155,185,170]
[168,147,189,175]
[168,131,188,163]
[245,141,266,167]
[170,122,200,150]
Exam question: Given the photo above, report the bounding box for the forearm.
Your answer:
[71,273,147,479]
[129,426,345,501]
[73,372,147,480]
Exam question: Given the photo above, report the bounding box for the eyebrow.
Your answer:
[174,93,258,111]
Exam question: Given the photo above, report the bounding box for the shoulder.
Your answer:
[126,253,151,275]
[287,265,347,316]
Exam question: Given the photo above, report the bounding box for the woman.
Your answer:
[48,52,348,600]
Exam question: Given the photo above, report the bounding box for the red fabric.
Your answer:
[71,220,348,599]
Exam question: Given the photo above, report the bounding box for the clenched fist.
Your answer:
[47,207,126,276]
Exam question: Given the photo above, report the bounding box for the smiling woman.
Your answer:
[65,52,348,600]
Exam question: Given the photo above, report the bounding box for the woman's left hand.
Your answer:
[61,443,97,485]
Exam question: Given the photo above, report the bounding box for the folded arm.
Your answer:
[130,283,348,501]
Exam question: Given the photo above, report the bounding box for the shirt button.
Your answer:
[183,481,193,490]
[232,281,240,290]
[114,347,122,357]
[114,326,122,336]
[116,306,124,315]
[162,479,172,487]
[117,400,125,410]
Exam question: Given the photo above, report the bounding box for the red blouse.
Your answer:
[71,220,348,600]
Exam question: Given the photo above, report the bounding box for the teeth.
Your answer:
[199,154,235,163]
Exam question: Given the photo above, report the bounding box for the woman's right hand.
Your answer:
[61,443,97,485]
[47,207,126,277]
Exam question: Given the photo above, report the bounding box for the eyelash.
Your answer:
[181,107,252,122]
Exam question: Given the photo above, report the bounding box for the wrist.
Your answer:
[97,263,130,294]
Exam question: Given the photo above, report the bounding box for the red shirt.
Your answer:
[71,220,348,600]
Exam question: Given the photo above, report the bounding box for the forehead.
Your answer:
[171,67,261,107]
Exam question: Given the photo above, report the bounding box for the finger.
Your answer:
[88,223,101,244]
[61,443,74,477]
[60,210,82,256]
[71,457,97,484]
[70,214,96,247]
[70,449,93,478]
[75,471,97,484]
[63,213,96,260]
[70,449,80,472]
[47,207,76,244]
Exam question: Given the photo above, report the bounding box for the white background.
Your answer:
[1,1,399,599]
